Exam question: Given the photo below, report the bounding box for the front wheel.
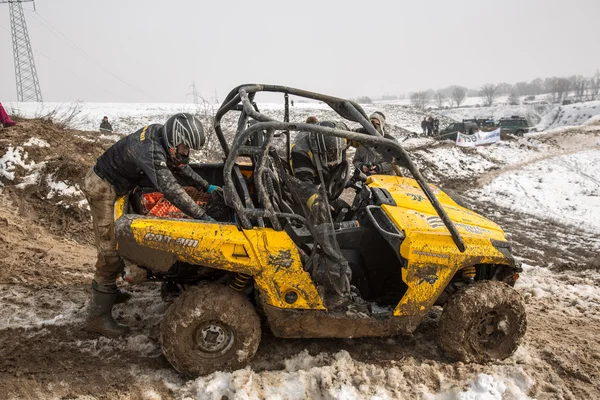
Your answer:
[161,283,261,376]
[516,130,524,136]
[438,281,526,363]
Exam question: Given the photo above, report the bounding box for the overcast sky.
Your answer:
[1,0,599,103]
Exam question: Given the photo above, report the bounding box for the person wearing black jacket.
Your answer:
[99,116,113,132]
[82,113,220,337]
[352,111,396,176]
[427,116,434,136]
[289,121,360,310]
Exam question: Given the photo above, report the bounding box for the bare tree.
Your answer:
[570,75,588,102]
[450,86,467,108]
[544,77,559,103]
[194,96,223,161]
[545,77,570,103]
[496,82,513,95]
[410,91,431,110]
[433,91,446,109]
[590,70,600,100]
[480,84,499,107]
[531,78,544,95]
[508,92,520,105]
[554,78,571,103]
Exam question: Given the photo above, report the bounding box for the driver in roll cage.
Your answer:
[289,121,366,311]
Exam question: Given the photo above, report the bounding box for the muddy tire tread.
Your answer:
[160,283,261,376]
[438,280,526,363]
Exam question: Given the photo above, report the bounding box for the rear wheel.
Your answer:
[438,280,526,363]
[161,283,261,376]
[516,130,524,136]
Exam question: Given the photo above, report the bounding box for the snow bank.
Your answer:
[425,370,533,400]
[174,349,538,400]
[179,350,411,399]
[536,101,600,131]
[517,264,600,321]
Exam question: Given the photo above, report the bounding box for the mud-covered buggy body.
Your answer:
[114,84,526,376]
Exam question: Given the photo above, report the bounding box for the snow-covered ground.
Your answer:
[9,96,598,138]
[475,149,600,233]
[536,100,600,131]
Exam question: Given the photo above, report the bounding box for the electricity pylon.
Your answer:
[188,82,200,105]
[1,0,43,102]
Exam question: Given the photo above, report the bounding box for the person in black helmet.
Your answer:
[289,121,358,310]
[82,113,220,337]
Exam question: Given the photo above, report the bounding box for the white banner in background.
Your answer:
[477,128,501,145]
[456,128,501,147]
[456,132,477,147]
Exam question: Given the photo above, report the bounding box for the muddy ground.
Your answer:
[0,120,599,399]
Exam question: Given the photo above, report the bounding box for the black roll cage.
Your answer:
[214,84,466,252]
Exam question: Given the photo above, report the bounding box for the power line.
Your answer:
[0,18,126,101]
[33,48,129,101]
[25,9,152,100]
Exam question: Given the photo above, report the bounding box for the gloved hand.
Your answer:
[206,185,221,194]
[200,213,216,222]
[361,163,378,175]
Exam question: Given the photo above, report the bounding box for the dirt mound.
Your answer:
[0,118,120,243]
[0,192,95,285]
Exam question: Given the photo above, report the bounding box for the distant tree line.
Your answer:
[398,70,600,109]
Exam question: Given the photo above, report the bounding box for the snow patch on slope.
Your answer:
[473,150,600,233]
[536,101,600,131]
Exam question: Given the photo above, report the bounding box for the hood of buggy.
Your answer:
[365,175,507,243]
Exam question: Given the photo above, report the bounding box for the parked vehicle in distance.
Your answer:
[435,120,480,141]
[498,116,535,136]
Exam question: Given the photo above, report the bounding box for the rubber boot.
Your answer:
[85,281,130,337]
[114,287,132,304]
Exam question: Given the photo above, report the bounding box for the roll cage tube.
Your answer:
[214,84,466,253]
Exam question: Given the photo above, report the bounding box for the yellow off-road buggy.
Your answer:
[114,85,526,376]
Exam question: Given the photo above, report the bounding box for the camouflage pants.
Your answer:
[82,167,122,285]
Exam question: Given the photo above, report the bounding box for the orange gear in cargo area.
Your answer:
[142,187,211,218]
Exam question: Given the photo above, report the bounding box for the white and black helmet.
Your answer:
[162,113,205,151]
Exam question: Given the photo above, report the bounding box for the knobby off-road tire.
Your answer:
[438,280,526,363]
[160,283,261,376]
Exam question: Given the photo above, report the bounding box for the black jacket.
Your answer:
[290,132,349,202]
[94,124,210,219]
[100,120,113,131]
[351,127,396,174]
